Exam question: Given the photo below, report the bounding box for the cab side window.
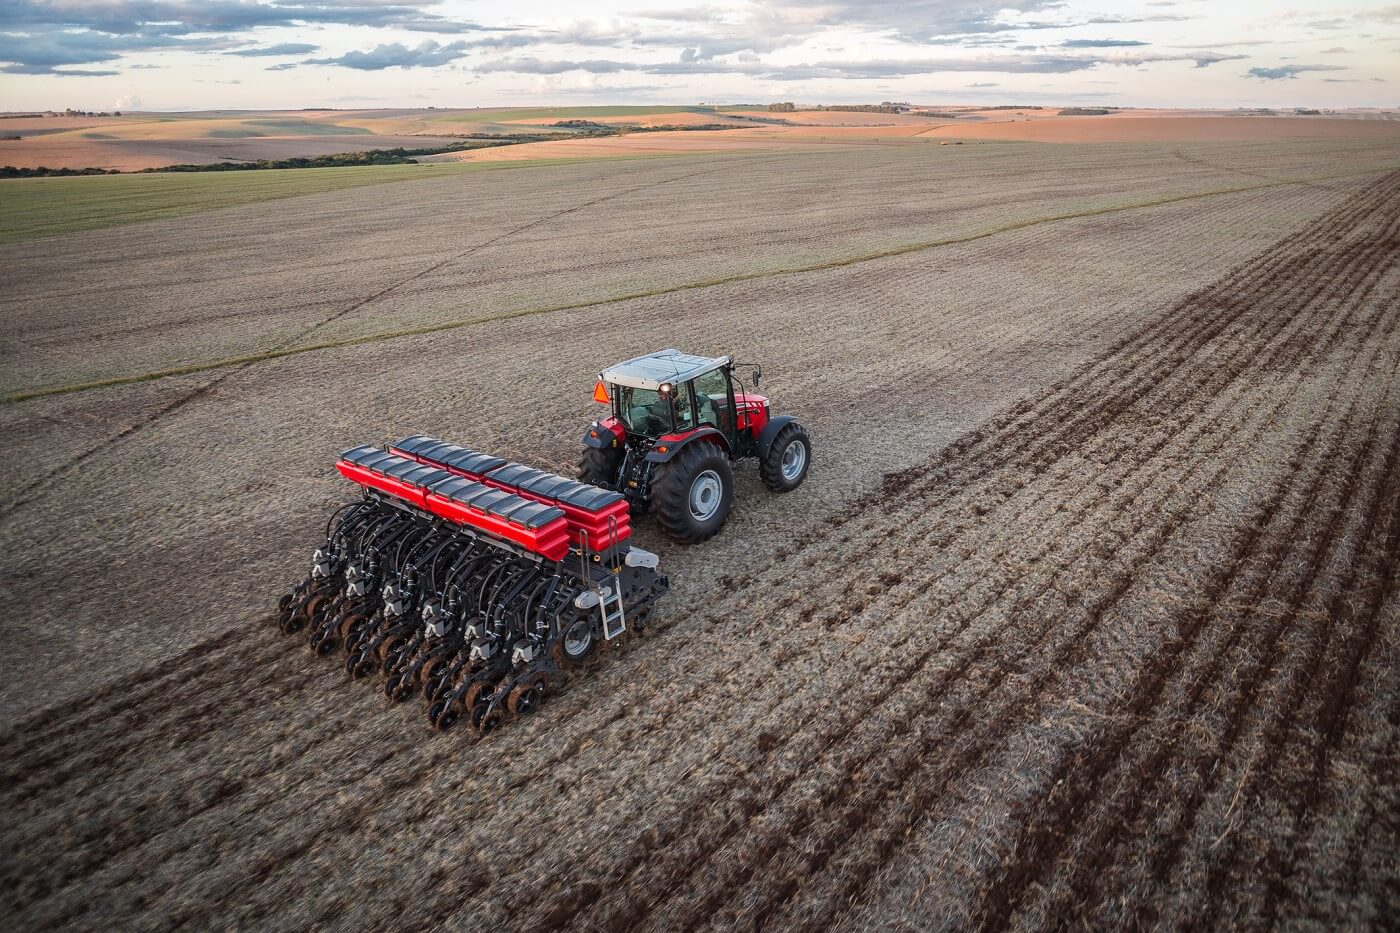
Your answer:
[693,369,728,431]
[672,383,696,432]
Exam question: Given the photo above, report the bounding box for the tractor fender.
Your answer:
[645,427,730,463]
[755,415,798,459]
[584,418,625,450]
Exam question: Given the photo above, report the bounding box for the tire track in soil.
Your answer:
[968,206,1400,920]
[1193,396,1400,923]
[1334,632,1400,915]
[1079,324,1399,928]
[692,197,1400,933]
[0,633,287,795]
[789,218,1400,930]
[501,172,1400,931]
[4,613,647,919]
[0,158,762,521]
[970,255,1398,929]
[1131,252,1398,921]
[1256,411,1400,928]
[1124,377,1399,922]
[7,583,655,917]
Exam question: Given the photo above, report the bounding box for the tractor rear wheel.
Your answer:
[760,422,812,492]
[650,442,734,544]
[578,445,622,489]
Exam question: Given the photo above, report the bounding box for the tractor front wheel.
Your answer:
[760,422,812,492]
[651,442,734,544]
[578,445,622,489]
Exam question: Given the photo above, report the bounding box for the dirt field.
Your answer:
[426,114,1400,164]
[10,106,1397,171]
[1,129,1397,929]
[921,114,1400,144]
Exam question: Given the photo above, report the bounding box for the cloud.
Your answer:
[0,27,229,74]
[1356,5,1400,22]
[0,1,483,36]
[477,57,637,76]
[306,40,472,71]
[0,0,490,73]
[478,49,1246,81]
[1083,13,1190,25]
[968,81,999,87]
[634,7,732,24]
[1246,64,1348,80]
[547,2,1190,59]
[1320,46,1350,53]
[266,62,298,72]
[1062,39,1149,48]
[113,94,141,110]
[228,43,319,58]
[2,64,119,76]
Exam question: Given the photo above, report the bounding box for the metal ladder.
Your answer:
[579,520,626,640]
[599,583,627,640]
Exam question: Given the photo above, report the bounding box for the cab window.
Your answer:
[693,369,728,431]
[616,386,673,437]
[672,382,696,432]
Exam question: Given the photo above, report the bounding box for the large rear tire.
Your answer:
[759,422,812,492]
[578,445,622,489]
[650,442,734,544]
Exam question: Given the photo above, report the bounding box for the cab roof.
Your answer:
[600,349,730,390]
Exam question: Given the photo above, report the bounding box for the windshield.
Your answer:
[616,385,674,437]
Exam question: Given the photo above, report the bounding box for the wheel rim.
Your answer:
[780,439,807,481]
[565,619,593,658]
[689,469,724,521]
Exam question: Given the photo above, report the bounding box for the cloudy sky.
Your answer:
[2,1,1396,111]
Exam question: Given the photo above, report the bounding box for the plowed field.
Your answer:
[1,135,1396,929]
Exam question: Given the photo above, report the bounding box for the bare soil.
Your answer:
[431,113,1400,163]
[0,135,1396,930]
[922,115,1400,144]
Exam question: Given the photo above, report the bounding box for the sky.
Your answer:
[1,1,1397,112]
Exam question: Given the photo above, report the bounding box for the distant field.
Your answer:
[0,163,474,243]
[7,106,1397,171]
[55,117,374,140]
[426,105,715,124]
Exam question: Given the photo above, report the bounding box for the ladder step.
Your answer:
[597,575,626,639]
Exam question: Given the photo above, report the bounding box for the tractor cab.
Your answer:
[597,349,768,451]
[580,349,812,544]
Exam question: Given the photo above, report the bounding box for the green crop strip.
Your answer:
[6,162,1396,405]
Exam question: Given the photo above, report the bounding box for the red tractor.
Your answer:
[579,349,812,543]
